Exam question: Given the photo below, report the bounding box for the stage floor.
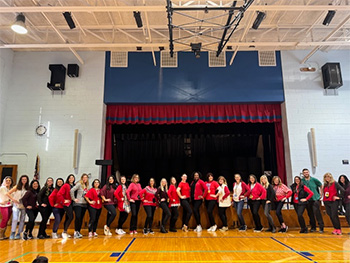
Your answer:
[3,228,350,263]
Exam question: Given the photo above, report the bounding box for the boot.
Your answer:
[0,228,5,240]
[160,225,168,233]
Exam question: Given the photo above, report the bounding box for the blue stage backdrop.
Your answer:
[104,51,284,104]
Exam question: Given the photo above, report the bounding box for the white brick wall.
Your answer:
[281,50,350,183]
[0,51,106,185]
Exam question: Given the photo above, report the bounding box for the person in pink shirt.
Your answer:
[126,174,142,234]
[272,176,292,233]
[204,173,220,232]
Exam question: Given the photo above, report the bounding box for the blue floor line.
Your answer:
[116,237,136,262]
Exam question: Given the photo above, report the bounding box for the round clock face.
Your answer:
[36,125,47,136]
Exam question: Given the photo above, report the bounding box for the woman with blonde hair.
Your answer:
[260,175,276,233]
[323,172,344,235]
[156,178,171,233]
[168,177,180,232]
[215,176,231,232]
[126,174,142,234]
[232,173,250,231]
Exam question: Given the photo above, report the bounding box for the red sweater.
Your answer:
[167,184,180,207]
[204,180,220,200]
[139,186,157,206]
[57,183,73,207]
[248,183,266,200]
[85,188,102,209]
[49,189,63,209]
[232,181,250,200]
[114,185,126,211]
[323,183,338,202]
[273,184,292,201]
[178,182,190,199]
[190,179,206,200]
[126,183,142,201]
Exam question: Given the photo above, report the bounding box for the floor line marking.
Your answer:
[116,237,136,262]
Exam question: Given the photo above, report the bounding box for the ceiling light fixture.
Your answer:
[191,43,202,58]
[322,10,336,26]
[11,13,28,34]
[252,11,266,30]
[63,12,76,29]
[133,11,143,28]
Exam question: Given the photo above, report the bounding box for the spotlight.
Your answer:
[190,43,201,58]
[136,46,142,51]
[63,12,76,29]
[11,13,28,34]
[323,10,336,26]
[159,46,165,51]
[252,11,266,30]
[133,11,143,28]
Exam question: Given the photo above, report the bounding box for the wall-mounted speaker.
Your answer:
[68,64,79,78]
[321,62,343,89]
[47,64,66,91]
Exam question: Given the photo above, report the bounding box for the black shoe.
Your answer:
[238,225,247,232]
[28,234,33,240]
[44,234,50,238]
[160,226,168,233]
[149,229,154,234]
[310,228,316,232]
[278,228,284,233]
[143,228,148,235]
[300,228,308,233]
[38,235,46,239]
[319,227,324,233]
[265,228,272,232]
[271,228,276,233]
[23,232,28,240]
[169,228,177,232]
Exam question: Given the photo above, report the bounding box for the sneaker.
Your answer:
[238,225,247,232]
[116,229,123,235]
[300,228,308,233]
[15,233,21,240]
[62,232,68,239]
[93,232,98,237]
[74,231,82,239]
[194,225,198,232]
[143,228,148,235]
[265,228,272,232]
[219,226,228,232]
[120,229,126,234]
[149,229,154,234]
[271,228,277,233]
[52,233,58,239]
[88,232,93,238]
[182,225,188,232]
[169,228,177,232]
[197,225,202,232]
[38,235,46,239]
[28,234,33,240]
[332,229,337,235]
[310,228,316,232]
[104,225,108,236]
[134,230,138,234]
[285,226,288,232]
[22,232,28,240]
[336,229,342,235]
[319,227,324,234]
[211,225,217,232]
[207,226,213,232]
[129,231,134,235]
[254,228,263,233]
[9,232,15,240]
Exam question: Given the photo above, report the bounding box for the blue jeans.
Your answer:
[234,200,245,226]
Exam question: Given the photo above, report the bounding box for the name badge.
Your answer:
[97,200,100,204]
[295,197,298,200]
[325,192,329,198]
[249,195,253,199]
[208,190,211,194]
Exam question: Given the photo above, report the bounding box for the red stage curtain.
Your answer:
[104,104,286,182]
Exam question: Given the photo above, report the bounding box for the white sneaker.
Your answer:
[93,232,98,237]
[194,226,198,232]
[116,229,123,235]
[104,225,108,236]
[120,229,126,234]
[107,229,112,236]
[220,226,228,232]
[62,232,68,239]
[88,232,93,238]
[197,225,202,232]
[52,233,58,239]
[115,228,119,234]
[74,231,80,239]
[212,225,217,232]
[207,226,213,232]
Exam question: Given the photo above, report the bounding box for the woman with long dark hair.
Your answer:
[190,171,206,232]
[168,177,180,232]
[37,177,54,239]
[126,174,142,234]
[85,179,103,237]
[177,174,192,232]
[22,180,41,240]
[338,175,349,215]
[57,174,75,239]
[70,173,89,238]
[48,178,65,239]
[101,175,118,236]
[339,175,350,229]
[140,178,157,235]
[232,173,250,232]
[114,176,130,235]
[204,172,220,232]
[248,174,266,232]
[156,178,171,233]
[0,176,14,240]
[7,174,29,240]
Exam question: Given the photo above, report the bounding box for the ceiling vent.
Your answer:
[258,51,276,66]
[208,51,226,67]
[110,51,128,67]
[161,51,178,68]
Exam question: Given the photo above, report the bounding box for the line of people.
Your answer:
[0,168,349,240]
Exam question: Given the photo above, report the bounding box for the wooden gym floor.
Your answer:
[2,228,350,263]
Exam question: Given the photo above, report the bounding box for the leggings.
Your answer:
[63,204,74,231]
[117,211,129,229]
[87,206,102,232]
[52,207,65,233]
[159,202,171,226]
[104,205,117,227]
[275,201,285,225]
[130,200,141,231]
[205,200,217,226]
[234,200,245,226]
[143,205,156,229]
[192,200,203,225]
[345,203,350,226]
[38,205,52,236]
[0,207,12,228]
[218,207,228,227]
[264,202,275,229]
[324,201,341,229]
[180,199,192,226]
[294,203,307,229]
[249,200,262,229]
[11,206,26,233]
[73,205,87,232]
[25,209,38,235]
[170,206,179,229]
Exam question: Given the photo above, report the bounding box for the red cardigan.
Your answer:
[233,181,250,199]
[248,183,267,200]
[178,182,190,199]
[57,183,72,207]
[139,186,157,206]
[204,181,220,200]
[49,189,63,209]
[85,188,102,209]
[114,185,126,212]
[190,179,206,200]
[167,184,180,207]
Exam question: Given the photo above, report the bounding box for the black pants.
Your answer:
[294,203,307,229]
[130,200,141,231]
[170,206,179,229]
[52,208,65,233]
[87,206,102,232]
[63,204,74,232]
[25,209,38,235]
[118,211,129,229]
[104,205,117,227]
[159,202,171,226]
[345,203,350,226]
[218,207,228,227]
[275,201,285,225]
[143,206,156,229]
[205,200,217,226]
[306,200,324,229]
[324,201,341,229]
[73,205,87,232]
[249,200,262,229]
[180,199,192,226]
[192,200,203,225]
[38,205,52,236]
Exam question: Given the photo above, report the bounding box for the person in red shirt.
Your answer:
[204,173,220,232]
[323,172,345,235]
[190,171,206,232]
[126,174,142,234]
[100,175,118,236]
[140,178,157,235]
[233,173,250,231]
[57,174,75,239]
[114,176,130,235]
[290,176,314,233]
[48,178,64,239]
[85,179,102,238]
[168,177,180,232]
[177,174,192,232]
[248,174,266,232]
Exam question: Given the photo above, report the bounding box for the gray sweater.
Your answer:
[70,182,89,207]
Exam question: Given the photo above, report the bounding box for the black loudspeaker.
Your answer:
[321,63,343,89]
[47,64,66,91]
[67,64,79,78]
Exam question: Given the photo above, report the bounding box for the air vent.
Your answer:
[110,52,128,67]
[258,51,276,66]
[161,51,178,68]
[208,51,226,67]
